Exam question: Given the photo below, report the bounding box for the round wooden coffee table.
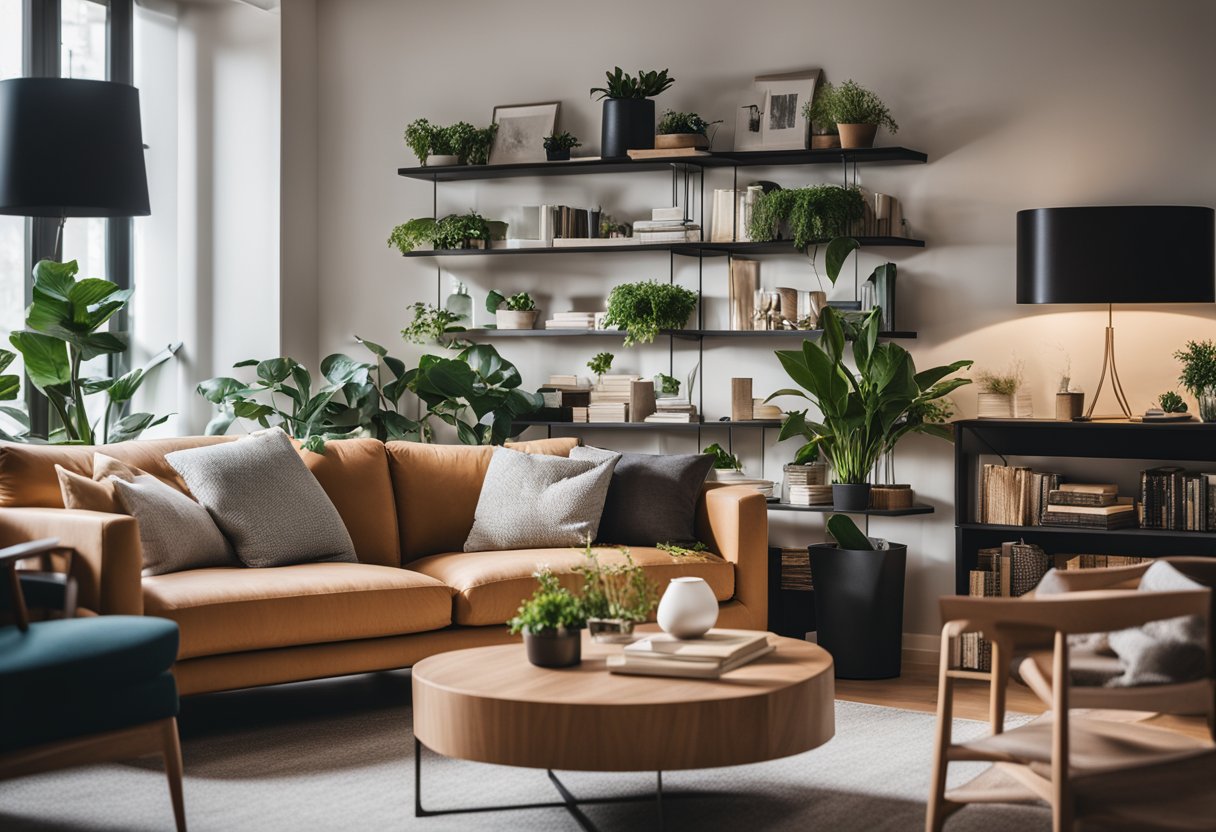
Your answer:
[411,631,834,829]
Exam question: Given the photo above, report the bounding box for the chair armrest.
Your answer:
[696,485,768,629]
[940,588,1210,637]
[0,508,143,615]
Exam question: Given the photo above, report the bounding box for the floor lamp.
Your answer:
[1016,206,1215,420]
[0,77,150,259]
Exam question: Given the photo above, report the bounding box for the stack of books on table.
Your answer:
[607,630,774,679]
[644,398,698,424]
[587,403,628,422]
[544,312,597,330]
[1040,483,1137,530]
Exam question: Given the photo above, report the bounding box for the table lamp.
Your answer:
[1016,206,1215,420]
[0,78,150,258]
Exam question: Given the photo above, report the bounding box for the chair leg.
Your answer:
[926,628,956,832]
[160,718,187,832]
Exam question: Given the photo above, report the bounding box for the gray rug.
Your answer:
[0,671,1049,831]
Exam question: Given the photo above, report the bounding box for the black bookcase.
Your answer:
[954,418,1216,594]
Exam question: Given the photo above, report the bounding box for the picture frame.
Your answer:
[488,101,560,165]
[755,69,821,151]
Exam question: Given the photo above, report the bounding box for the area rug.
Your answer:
[0,671,1049,831]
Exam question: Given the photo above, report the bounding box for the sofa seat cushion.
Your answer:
[410,547,735,627]
[142,563,453,659]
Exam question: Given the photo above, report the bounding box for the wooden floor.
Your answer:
[836,660,1213,741]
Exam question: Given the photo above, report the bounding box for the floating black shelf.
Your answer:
[395,147,928,182]
[395,236,925,258]
[514,419,782,433]
[769,502,935,517]
[458,327,917,341]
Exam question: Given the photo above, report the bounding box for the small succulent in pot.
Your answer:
[487,290,537,330]
[1158,391,1188,413]
[542,131,581,161]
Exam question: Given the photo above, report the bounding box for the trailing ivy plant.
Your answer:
[748,185,865,251]
[817,79,898,132]
[590,67,674,100]
[602,281,698,346]
[401,302,467,345]
[656,110,721,136]
[6,260,180,444]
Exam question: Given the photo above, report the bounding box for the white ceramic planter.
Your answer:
[495,309,537,330]
[656,577,719,639]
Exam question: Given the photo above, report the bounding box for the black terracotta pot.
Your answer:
[546,148,571,161]
[809,543,907,679]
[832,482,872,512]
[601,98,655,159]
[523,628,582,668]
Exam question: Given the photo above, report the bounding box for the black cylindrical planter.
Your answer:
[546,149,570,161]
[601,98,655,159]
[832,483,872,512]
[809,543,907,679]
[523,629,582,668]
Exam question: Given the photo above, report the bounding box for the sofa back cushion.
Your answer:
[0,436,236,508]
[386,437,579,561]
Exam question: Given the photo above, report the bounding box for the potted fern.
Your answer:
[590,67,674,158]
[816,80,899,149]
[486,290,537,330]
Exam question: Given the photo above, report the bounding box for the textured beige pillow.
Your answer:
[110,474,237,576]
[166,427,357,568]
[56,465,118,512]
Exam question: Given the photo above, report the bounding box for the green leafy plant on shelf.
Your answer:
[401,302,467,345]
[5,259,179,444]
[656,109,721,136]
[654,372,680,396]
[197,337,422,453]
[1174,340,1216,397]
[587,351,614,378]
[542,132,581,152]
[747,186,865,294]
[816,79,899,133]
[388,213,501,253]
[486,291,535,313]
[975,363,1023,396]
[801,81,839,136]
[1158,391,1188,413]
[590,67,674,100]
[507,566,586,635]
[575,541,658,623]
[767,306,972,484]
[410,343,542,445]
[602,281,698,346]
[403,118,497,165]
[703,442,742,471]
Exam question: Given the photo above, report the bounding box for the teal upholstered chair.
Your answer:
[0,539,186,831]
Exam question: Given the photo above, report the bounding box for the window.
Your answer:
[0,0,23,395]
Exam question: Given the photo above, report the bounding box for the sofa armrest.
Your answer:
[696,485,768,629]
[0,508,143,615]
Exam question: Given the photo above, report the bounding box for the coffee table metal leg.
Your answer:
[547,769,600,832]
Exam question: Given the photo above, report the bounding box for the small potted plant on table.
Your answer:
[816,79,899,149]
[576,543,658,642]
[508,567,586,668]
[655,109,721,150]
[590,67,674,158]
[976,362,1030,418]
[487,290,537,329]
[1174,339,1216,422]
[543,131,581,161]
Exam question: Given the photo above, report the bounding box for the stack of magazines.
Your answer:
[606,629,774,679]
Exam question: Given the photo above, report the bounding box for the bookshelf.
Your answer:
[954,418,1216,594]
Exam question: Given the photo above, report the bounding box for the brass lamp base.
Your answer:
[1084,305,1132,421]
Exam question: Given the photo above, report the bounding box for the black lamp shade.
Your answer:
[1017,206,1214,304]
[0,78,150,218]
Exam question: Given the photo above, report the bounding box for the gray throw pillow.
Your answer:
[570,446,714,546]
[166,428,357,568]
[110,475,237,576]
[1106,561,1209,687]
[464,447,619,552]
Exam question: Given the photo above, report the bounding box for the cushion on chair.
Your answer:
[0,615,180,752]
[410,546,735,626]
[141,562,454,659]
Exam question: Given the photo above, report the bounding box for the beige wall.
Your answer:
[309,0,1216,642]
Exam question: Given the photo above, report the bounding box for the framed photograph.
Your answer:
[756,69,820,150]
[733,103,764,151]
[489,102,560,165]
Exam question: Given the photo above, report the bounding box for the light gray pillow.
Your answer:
[166,428,357,568]
[1106,561,1209,687]
[464,447,619,552]
[110,475,237,576]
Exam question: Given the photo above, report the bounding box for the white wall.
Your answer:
[301,0,1216,641]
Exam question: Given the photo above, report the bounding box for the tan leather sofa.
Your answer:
[0,436,768,695]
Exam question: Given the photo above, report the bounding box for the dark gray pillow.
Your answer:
[166,428,357,568]
[570,446,714,546]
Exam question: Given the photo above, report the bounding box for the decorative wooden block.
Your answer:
[871,484,914,510]
[629,380,656,423]
[731,378,753,422]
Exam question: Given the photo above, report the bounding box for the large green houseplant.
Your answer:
[5,259,179,444]
[767,305,972,510]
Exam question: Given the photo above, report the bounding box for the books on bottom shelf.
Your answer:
[607,630,774,679]
[956,541,1050,672]
[587,403,628,423]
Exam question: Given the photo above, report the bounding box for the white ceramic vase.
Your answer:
[656,577,719,639]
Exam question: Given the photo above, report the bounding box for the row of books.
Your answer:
[543,311,611,330]
[606,630,774,679]
[1140,467,1214,531]
[779,547,813,591]
[978,465,1060,526]
[1042,484,1137,530]
[644,399,698,424]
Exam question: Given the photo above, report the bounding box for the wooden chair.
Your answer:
[0,539,187,831]
[926,562,1216,832]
